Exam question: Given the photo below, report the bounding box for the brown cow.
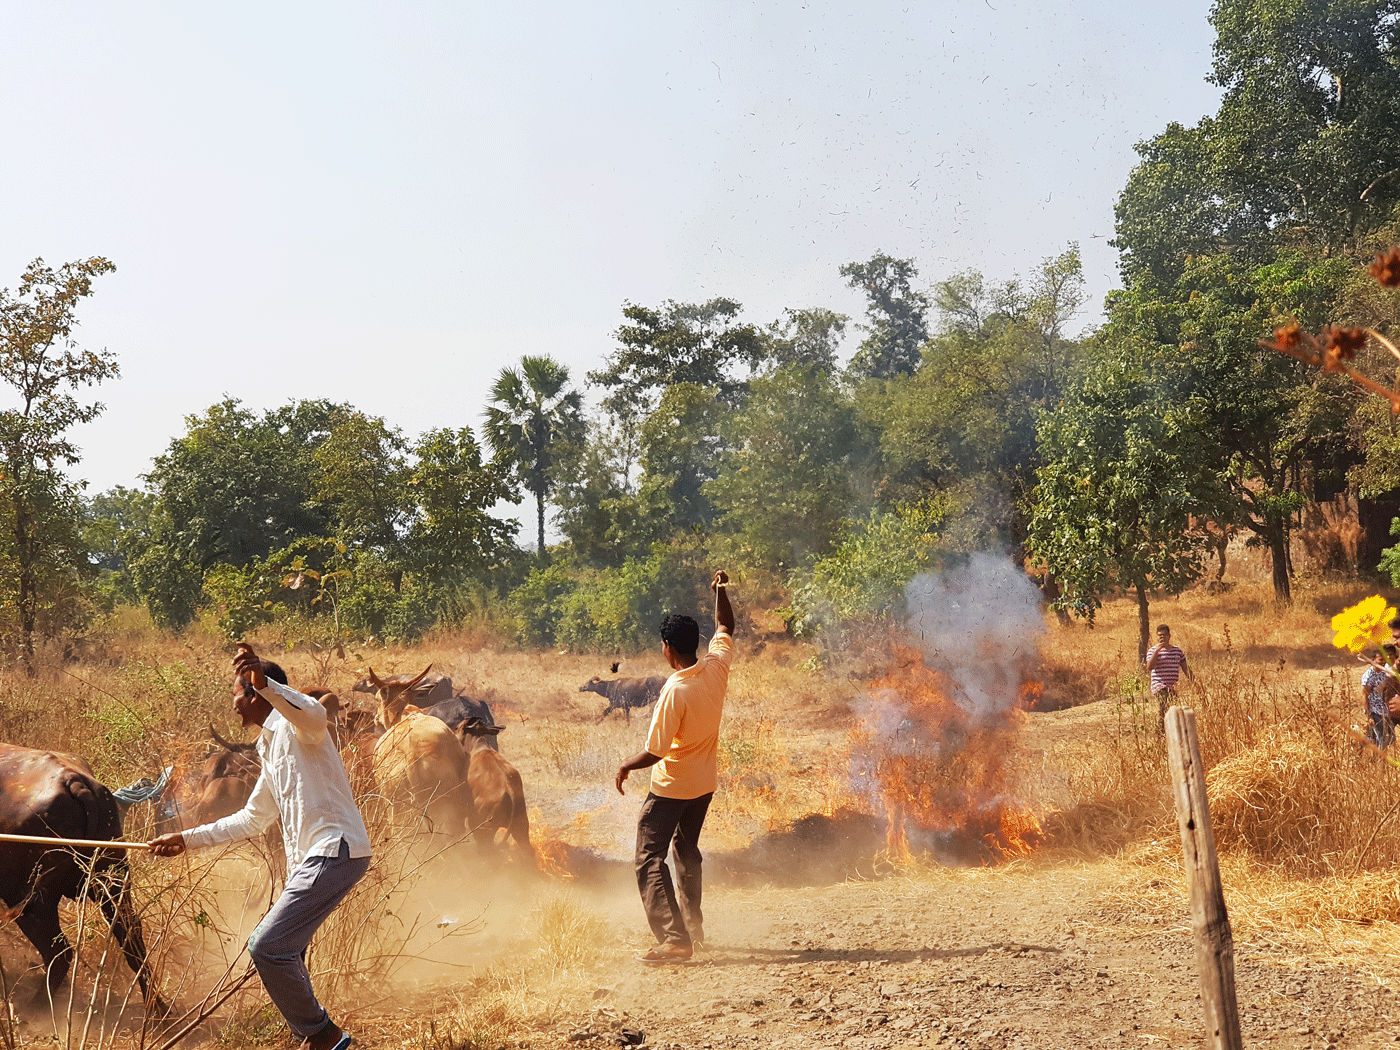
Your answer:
[453,717,535,863]
[369,666,470,837]
[0,743,165,1010]
[184,726,261,826]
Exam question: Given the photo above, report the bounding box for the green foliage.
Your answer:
[841,253,930,379]
[1105,250,1362,601]
[0,257,118,663]
[866,246,1087,550]
[707,365,867,581]
[589,299,767,470]
[786,500,947,637]
[1026,350,1219,655]
[1379,517,1400,585]
[1115,0,1400,285]
[404,426,515,579]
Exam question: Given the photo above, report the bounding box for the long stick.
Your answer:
[0,833,149,850]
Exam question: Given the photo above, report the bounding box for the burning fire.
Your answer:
[851,644,1042,864]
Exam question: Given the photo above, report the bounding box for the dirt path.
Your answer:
[497,861,1400,1050]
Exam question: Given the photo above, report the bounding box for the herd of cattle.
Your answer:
[0,666,668,1010]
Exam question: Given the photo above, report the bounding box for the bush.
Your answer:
[786,500,946,640]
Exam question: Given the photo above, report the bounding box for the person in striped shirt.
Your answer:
[1146,624,1192,723]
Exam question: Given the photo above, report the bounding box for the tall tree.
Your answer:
[589,299,767,473]
[0,258,118,666]
[133,398,344,627]
[484,355,584,557]
[841,252,930,378]
[1115,0,1400,286]
[404,426,515,579]
[312,410,411,586]
[1027,351,1221,660]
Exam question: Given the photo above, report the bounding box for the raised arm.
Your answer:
[713,570,734,636]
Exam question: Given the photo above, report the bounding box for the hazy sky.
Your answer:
[0,1,1222,502]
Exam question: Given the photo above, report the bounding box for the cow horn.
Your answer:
[367,668,387,693]
[403,664,433,693]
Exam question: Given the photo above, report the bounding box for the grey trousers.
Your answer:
[246,839,370,1039]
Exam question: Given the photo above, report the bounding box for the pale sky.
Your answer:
[0,1,1221,503]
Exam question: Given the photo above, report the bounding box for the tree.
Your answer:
[841,253,930,378]
[867,248,1087,552]
[484,355,584,557]
[83,485,157,607]
[1026,353,1219,661]
[312,410,411,586]
[404,426,515,579]
[706,365,866,580]
[589,299,768,471]
[0,257,118,665]
[1114,0,1400,286]
[1106,252,1360,602]
[765,307,849,373]
[133,398,343,627]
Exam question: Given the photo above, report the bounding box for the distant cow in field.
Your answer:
[0,743,165,1010]
[369,666,471,837]
[453,717,535,863]
[581,675,668,721]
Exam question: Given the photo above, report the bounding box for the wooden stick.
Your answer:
[0,832,149,850]
[1165,706,1243,1050]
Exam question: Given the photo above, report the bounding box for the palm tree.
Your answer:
[484,355,584,557]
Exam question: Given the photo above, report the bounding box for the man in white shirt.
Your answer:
[150,644,370,1050]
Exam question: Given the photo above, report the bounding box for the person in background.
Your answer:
[1362,643,1398,749]
[149,643,369,1050]
[1145,623,1193,725]
[615,570,735,964]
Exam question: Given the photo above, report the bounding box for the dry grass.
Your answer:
[14,554,1400,1043]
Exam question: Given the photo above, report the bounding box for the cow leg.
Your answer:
[13,893,70,1003]
[94,872,167,1014]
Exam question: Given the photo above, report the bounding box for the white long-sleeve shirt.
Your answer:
[182,678,371,867]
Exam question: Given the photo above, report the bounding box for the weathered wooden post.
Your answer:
[1165,705,1243,1050]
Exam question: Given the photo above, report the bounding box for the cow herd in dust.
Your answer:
[0,663,667,1012]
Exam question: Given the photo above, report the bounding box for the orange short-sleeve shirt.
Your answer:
[645,631,734,799]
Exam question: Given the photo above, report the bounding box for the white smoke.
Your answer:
[902,553,1046,719]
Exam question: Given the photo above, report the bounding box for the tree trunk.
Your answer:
[1268,526,1292,604]
[13,497,34,676]
[536,493,546,558]
[1136,581,1151,664]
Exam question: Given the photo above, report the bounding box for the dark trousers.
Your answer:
[634,791,712,948]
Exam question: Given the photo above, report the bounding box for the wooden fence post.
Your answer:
[1165,705,1243,1050]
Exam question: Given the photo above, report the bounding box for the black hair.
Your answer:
[659,614,700,658]
[1390,617,1400,631]
[240,659,288,695]
[1156,624,1170,634]
[1384,644,1398,660]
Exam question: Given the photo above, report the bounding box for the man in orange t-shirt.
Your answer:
[615,569,735,964]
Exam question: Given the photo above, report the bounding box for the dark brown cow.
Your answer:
[453,717,535,863]
[581,675,667,721]
[0,743,164,1009]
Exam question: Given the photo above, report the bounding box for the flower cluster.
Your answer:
[1331,595,1397,654]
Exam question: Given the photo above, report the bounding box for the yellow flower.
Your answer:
[1331,595,1397,654]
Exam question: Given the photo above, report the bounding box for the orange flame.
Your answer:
[853,644,1038,865]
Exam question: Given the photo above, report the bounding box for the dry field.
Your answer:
[7,553,1400,1049]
